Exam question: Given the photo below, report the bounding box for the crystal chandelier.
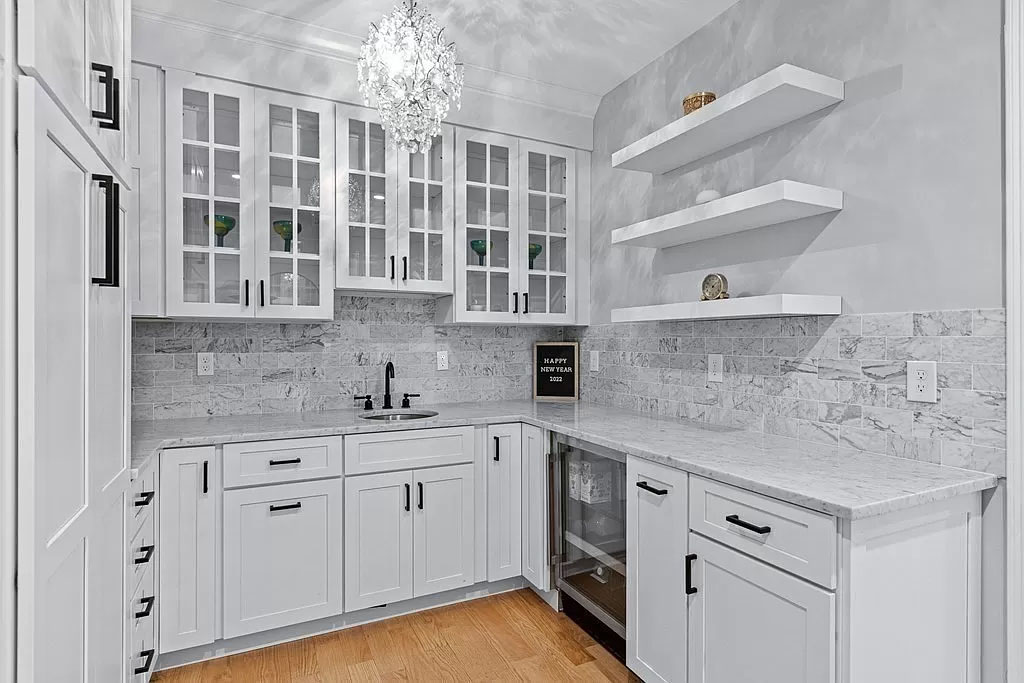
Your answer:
[357,1,464,153]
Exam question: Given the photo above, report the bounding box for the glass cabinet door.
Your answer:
[254,91,335,319]
[454,131,520,322]
[397,125,453,294]
[164,72,256,317]
[336,106,397,291]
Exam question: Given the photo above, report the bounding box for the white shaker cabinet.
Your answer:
[413,464,476,596]
[127,63,165,317]
[521,424,550,592]
[159,446,216,653]
[487,424,523,581]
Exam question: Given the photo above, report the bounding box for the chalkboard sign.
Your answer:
[534,342,580,401]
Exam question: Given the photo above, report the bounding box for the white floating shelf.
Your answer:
[611,181,843,249]
[611,294,842,323]
[612,65,845,174]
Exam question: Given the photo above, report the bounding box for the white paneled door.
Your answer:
[521,424,550,592]
[487,425,523,581]
[413,464,476,596]
[17,78,130,682]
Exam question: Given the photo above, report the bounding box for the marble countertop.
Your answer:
[131,400,997,520]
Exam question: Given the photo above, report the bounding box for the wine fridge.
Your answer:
[551,434,627,661]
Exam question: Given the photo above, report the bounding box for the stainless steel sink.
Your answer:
[359,410,438,421]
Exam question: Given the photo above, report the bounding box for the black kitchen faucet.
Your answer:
[383,361,395,409]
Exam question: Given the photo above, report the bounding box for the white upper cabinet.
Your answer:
[128,63,165,318]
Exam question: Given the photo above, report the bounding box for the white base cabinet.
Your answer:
[414,464,476,596]
[521,424,550,592]
[487,424,522,581]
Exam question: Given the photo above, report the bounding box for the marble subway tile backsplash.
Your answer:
[572,309,1007,476]
[131,295,562,421]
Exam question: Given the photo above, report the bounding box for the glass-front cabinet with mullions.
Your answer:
[164,71,334,319]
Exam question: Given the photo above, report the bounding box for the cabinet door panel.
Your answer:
[687,533,835,683]
[414,464,475,597]
[127,64,165,317]
[344,471,414,611]
[397,125,454,294]
[224,479,343,636]
[521,424,550,591]
[487,424,522,581]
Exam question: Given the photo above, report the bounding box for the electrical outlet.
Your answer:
[590,350,600,372]
[707,353,724,383]
[197,352,215,376]
[436,350,449,371]
[906,361,937,403]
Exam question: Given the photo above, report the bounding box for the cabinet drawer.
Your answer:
[130,465,157,540]
[689,476,837,588]
[223,436,342,488]
[344,427,474,475]
[129,504,157,592]
[129,566,157,682]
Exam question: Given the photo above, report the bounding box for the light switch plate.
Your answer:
[436,350,449,371]
[197,352,215,376]
[590,350,600,372]
[906,361,937,403]
[707,353,724,383]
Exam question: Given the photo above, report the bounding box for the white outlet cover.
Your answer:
[707,353,724,383]
[590,350,600,372]
[197,352,215,376]
[436,350,449,371]
[906,360,937,403]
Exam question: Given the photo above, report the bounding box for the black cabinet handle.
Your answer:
[417,481,424,510]
[90,63,121,130]
[405,483,411,512]
[135,595,155,619]
[493,435,500,462]
[402,256,408,281]
[134,491,155,508]
[513,292,519,313]
[636,481,668,496]
[269,501,301,512]
[134,545,154,565]
[202,460,209,494]
[390,255,396,280]
[268,457,301,466]
[725,514,771,535]
[524,292,529,314]
[134,649,155,675]
[260,280,266,307]
[91,174,120,287]
[685,553,698,595]
[244,279,250,306]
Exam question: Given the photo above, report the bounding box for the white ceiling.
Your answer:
[135,0,739,105]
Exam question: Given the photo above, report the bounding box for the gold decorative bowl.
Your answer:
[683,91,717,115]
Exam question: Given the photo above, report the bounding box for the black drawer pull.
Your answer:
[135,595,155,619]
[134,649,155,675]
[417,481,424,510]
[268,457,302,466]
[493,435,500,462]
[725,514,771,535]
[405,483,411,512]
[134,491,155,508]
[685,553,698,595]
[134,545,154,565]
[269,502,302,512]
[202,460,209,494]
[390,255,396,280]
[244,278,250,306]
[636,481,668,496]
[513,291,519,313]
[402,256,408,281]
[260,279,266,307]
[91,174,120,287]
[524,292,529,314]
[90,62,121,130]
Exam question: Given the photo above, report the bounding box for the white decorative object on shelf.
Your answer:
[695,189,722,204]
[612,65,844,174]
[610,294,842,323]
[611,180,843,249]
[357,0,464,153]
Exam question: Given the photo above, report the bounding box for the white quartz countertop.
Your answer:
[131,400,997,520]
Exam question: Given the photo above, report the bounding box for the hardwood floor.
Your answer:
[152,589,639,682]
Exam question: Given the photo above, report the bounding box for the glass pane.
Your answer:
[183,144,209,194]
[270,157,294,204]
[467,228,487,267]
[296,259,321,306]
[369,123,385,173]
[427,234,442,281]
[183,198,208,247]
[528,152,546,192]
[214,254,240,304]
[467,271,486,312]
[410,182,426,230]
[410,151,425,180]
[298,161,320,207]
[349,226,366,277]
[428,185,443,231]
[369,228,387,278]
[182,89,208,142]
[409,232,425,281]
[529,274,547,314]
[490,146,509,186]
[213,201,240,249]
[428,136,443,181]
[214,95,240,147]
[491,229,509,268]
[297,210,320,255]
[529,194,546,232]
[550,156,567,194]
[551,196,566,233]
[490,272,509,312]
[214,149,239,198]
[467,186,486,225]
[270,105,293,155]
[297,109,319,158]
[369,176,386,225]
[269,257,294,306]
[269,206,293,253]
[349,174,366,223]
[527,236,546,271]
[466,142,486,183]
[550,236,567,273]
[348,120,366,171]
[489,189,508,227]
[183,252,209,303]
[550,275,567,314]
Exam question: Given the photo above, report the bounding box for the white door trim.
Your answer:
[1005,0,1024,679]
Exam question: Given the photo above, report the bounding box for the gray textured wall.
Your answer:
[590,0,1003,322]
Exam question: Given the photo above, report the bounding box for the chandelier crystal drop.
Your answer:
[357,0,465,153]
